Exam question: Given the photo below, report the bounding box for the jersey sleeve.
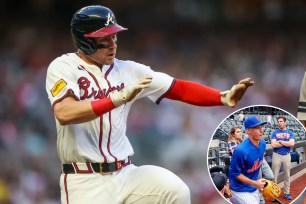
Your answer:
[229,148,246,178]
[46,59,80,107]
[271,130,277,140]
[142,71,174,103]
[126,62,174,103]
[298,71,306,121]
[261,139,267,152]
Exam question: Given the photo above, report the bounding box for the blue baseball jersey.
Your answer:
[271,129,294,153]
[229,138,266,192]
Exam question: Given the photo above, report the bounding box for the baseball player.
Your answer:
[271,116,295,200]
[298,71,306,127]
[46,5,254,204]
[228,116,267,204]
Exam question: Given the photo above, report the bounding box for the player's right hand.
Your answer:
[110,75,153,107]
[254,178,266,192]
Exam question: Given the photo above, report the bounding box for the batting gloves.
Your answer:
[221,78,254,107]
[110,75,153,107]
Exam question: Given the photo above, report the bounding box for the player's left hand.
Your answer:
[221,78,254,107]
[110,75,153,107]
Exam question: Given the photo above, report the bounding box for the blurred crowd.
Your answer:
[0,0,305,203]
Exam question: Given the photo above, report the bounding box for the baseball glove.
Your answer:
[221,78,254,107]
[262,180,281,201]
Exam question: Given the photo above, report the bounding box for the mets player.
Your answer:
[45,5,254,204]
[229,116,267,204]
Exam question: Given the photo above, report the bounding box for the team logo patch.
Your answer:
[51,79,67,97]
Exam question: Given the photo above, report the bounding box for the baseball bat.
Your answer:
[274,198,284,204]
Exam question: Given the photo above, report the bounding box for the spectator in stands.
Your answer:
[271,116,295,200]
[237,111,245,122]
[227,127,243,158]
[266,114,272,126]
[297,71,306,128]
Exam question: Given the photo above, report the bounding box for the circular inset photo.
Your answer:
[207,105,306,204]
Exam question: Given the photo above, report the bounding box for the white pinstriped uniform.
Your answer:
[46,53,190,204]
[231,189,260,204]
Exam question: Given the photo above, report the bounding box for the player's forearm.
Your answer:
[280,140,295,147]
[54,99,98,125]
[165,79,222,106]
[236,174,257,187]
[54,97,115,125]
[232,174,265,191]
[271,140,283,148]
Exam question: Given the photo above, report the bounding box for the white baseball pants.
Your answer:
[60,164,190,204]
[231,189,260,204]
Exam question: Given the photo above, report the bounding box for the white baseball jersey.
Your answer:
[46,53,174,163]
[298,71,306,121]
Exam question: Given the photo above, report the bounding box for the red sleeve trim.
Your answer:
[156,79,176,104]
[51,89,80,109]
[165,79,222,106]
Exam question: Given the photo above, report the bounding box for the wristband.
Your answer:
[91,97,116,116]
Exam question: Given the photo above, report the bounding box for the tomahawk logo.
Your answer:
[105,13,114,26]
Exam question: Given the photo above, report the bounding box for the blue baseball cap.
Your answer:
[244,116,267,128]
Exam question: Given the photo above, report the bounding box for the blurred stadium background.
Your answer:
[0,0,306,203]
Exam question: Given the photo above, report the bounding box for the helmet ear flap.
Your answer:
[79,37,97,55]
[71,28,97,55]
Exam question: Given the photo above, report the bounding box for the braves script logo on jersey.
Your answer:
[78,77,124,100]
[247,158,263,173]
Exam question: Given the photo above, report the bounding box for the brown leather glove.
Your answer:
[221,78,254,107]
[262,180,281,201]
